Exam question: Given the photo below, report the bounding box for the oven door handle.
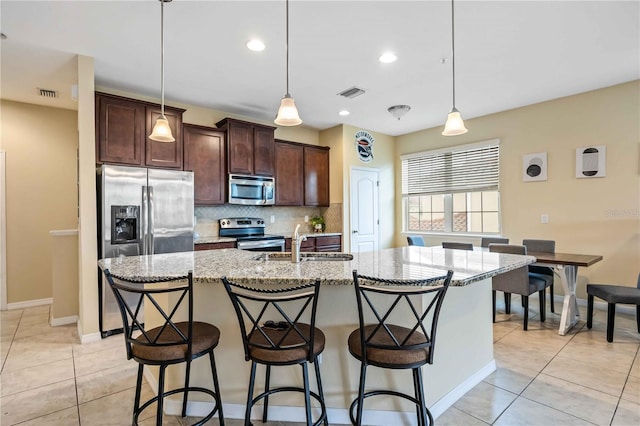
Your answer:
[236,239,285,250]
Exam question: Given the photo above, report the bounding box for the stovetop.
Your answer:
[218,217,284,240]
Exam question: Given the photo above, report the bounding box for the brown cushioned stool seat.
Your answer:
[222,277,328,426]
[348,270,453,426]
[103,270,224,426]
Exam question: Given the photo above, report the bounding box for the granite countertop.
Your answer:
[194,236,237,245]
[98,246,534,287]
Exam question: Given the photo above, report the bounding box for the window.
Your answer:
[402,139,500,234]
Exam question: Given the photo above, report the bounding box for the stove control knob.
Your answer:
[258,220,264,224]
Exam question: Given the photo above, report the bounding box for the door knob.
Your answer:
[352,230,358,234]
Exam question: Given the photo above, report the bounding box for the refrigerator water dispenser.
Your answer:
[111,205,139,244]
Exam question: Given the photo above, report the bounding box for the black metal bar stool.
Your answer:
[221,277,328,426]
[103,269,224,426]
[348,270,453,426]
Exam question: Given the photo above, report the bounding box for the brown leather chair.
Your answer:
[489,244,549,330]
[587,274,640,342]
[103,269,224,426]
[221,277,327,426]
[348,270,453,426]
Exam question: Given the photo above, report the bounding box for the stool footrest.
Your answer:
[250,386,327,426]
[133,386,222,426]
[349,389,434,426]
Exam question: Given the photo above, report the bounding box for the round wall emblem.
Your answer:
[355,130,374,163]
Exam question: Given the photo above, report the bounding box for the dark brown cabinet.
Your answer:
[304,146,330,206]
[284,235,341,252]
[183,124,226,205]
[194,241,236,251]
[215,118,275,176]
[274,141,304,205]
[145,106,183,169]
[96,92,185,168]
[274,141,330,207]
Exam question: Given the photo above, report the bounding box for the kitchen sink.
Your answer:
[253,252,354,262]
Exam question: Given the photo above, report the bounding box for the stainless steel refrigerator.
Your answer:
[98,164,194,337]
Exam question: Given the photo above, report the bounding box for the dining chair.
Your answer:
[489,244,549,330]
[221,277,328,426]
[442,241,473,250]
[103,269,225,426]
[407,235,425,246]
[587,273,640,342]
[348,269,453,426]
[522,239,556,313]
[480,237,509,247]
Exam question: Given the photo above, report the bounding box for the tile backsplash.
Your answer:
[195,204,343,238]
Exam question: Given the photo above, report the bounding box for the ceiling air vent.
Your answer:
[38,88,58,98]
[337,86,365,99]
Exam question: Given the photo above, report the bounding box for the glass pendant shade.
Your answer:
[274,94,302,126]
[149,116,175,142]
[442,108,468,136]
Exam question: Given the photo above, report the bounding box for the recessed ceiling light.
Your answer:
[246,39,265,52]
[338,110,350,116]
[379,52,397,63]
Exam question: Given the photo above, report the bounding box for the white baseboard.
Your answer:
[77,320,102,344]
[50,315,78,327]
[156,359,496,425]
[6,297,52,310]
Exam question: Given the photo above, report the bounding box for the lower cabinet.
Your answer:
[194,241,236,251]
[284,235,342,252]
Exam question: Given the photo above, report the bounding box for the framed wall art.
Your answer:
[522,152,547,182]
[576,145,606,178]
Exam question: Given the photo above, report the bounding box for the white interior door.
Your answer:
[350,168,379,253]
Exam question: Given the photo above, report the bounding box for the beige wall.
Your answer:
[0,100,78,303]
[319,125,396,250]
[51,231,79,321]
[395,81,640,293]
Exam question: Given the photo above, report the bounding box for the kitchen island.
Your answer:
[99,246,534,425]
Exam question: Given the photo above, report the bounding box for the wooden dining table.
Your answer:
[527,251,603,335]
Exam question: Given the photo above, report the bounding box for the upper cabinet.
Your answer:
[275,140,330,207]
[95,92,185,168]
[215,118,275,176]
[304,145,330,207]
[183,124,226,205]
[274,141,304,206]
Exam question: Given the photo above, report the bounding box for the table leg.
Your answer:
[557,265,580,335]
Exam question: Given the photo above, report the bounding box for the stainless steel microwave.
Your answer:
[228,174,275,205]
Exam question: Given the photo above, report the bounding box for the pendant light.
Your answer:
[149,0,175,142]
[274,0,302,126]
[442,0,468,136]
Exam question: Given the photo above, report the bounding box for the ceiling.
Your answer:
[1,1,638,136]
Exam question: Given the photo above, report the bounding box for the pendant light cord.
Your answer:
[451,0,457,110]
[285,0,290,96]
[160,0,166,117]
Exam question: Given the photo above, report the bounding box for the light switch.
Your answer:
[541,214,549,224]
[270,215,275,223]
[304,215,309,222]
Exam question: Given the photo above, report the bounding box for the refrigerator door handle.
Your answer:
[141,186,149,255]
[148,186,155,254]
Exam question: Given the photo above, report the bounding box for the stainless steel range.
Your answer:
[219,217,285,252]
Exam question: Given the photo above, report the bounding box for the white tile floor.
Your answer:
[1,297,639,425]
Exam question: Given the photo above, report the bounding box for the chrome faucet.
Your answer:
[292,224,307,263]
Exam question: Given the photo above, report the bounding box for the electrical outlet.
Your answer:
[304,215,309,222]
[541,214,549,224]
[270,215,275,223]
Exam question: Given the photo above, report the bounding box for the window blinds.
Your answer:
[402,141,500,195]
